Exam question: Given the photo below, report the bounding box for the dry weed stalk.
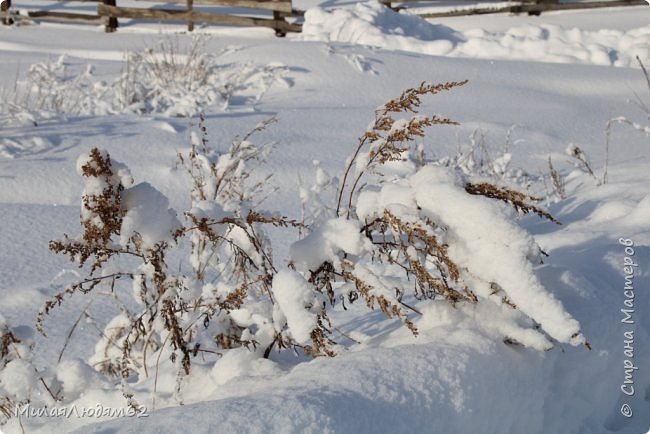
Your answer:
[547,156,566,200]
[603,56,650,185]
[1,319,60,424]
[341,260,418,335]
[336,81,468,218]
[566,144,599,184]
[464,182,560,224]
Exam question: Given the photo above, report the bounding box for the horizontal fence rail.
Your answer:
[1,0,647,33]
[2,0,300,35]
[96,3,298,34]
[381,0,647,17]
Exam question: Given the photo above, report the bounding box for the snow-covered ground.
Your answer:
[1,2,649,433]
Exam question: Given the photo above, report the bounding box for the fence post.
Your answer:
[103,0,118,32]
[187,0,193,31]
[272,10,285,37]
[529,0,559,15]
[1,0,13,25]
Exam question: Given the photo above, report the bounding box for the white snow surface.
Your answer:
[301,1,650,67]
[0,3,650,434]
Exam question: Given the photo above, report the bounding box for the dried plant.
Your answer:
[464,182,560,224]
[547,156,566,200]
[336,81,468,218]
[294,81,585,353]
[566,144,599,184]
[41,117,317,407]
[436,126,531,190]
[603,56,650,185]
[1,36,288,125]
[0,317,60,425]
[35,82,587,414]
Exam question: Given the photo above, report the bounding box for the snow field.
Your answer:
[0,3,649,433]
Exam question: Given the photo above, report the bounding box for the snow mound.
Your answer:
[300,0,458,55]
[455,24,650,67]
[301,1,650,67]
[210,348,281,386]
[73,335,558,434]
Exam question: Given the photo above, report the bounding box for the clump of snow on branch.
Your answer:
[272,270,324,343]
[120,182,181,249]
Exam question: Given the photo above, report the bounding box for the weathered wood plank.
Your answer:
[417,4,522,16]
[522,0,646,12]
[97,4,301,32]
[130,0,293,14]
[187,0,193,31]
[25,10,102,22]
[417,0,646,17]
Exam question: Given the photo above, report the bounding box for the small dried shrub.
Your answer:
[41,118,308,406]
[0,36,289,125]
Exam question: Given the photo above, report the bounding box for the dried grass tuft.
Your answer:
[548,156,566,200]
[336,81,468,217]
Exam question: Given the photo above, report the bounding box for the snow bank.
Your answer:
[455,24,650,67]
[301,1,457,55]
[301,1,650,67]
[74,337,552,434]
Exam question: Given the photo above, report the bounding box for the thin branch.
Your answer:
[57,300,93,363]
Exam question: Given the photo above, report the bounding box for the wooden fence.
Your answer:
[1,0,647,33]
[1,0,301,35]
[381,0,647,17]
